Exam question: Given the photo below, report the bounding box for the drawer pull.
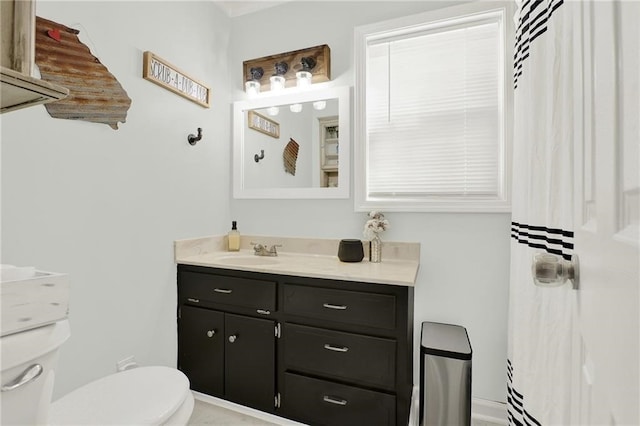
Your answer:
[324,344,349,353]
[323,303,347,310]
[206,330,216,338]
[323,395,348,406]
[187,298,200,303]
[214,288,232,294]
[257,309,271,315]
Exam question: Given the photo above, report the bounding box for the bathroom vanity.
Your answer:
[175,236,419,426]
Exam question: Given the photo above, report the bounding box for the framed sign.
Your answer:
[248,110,280,138]
[143,51,211,108]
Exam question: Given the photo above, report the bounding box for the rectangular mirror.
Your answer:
[233,86,350,199]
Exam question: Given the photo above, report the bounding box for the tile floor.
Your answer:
[188,399,279,425]
[188,398,505,426]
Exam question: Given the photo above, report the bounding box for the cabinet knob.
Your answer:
[206,330,216,338]
[228,334,237,343]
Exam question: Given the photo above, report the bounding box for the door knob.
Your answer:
[228,334,237,343]
[206,330,216,338]
[532,253,579,289]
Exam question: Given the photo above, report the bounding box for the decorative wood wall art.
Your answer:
[243,44,331,91]
[248,110,280,138]
[143,52,211,108]
[34,16,132,130]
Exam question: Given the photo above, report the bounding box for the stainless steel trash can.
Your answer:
[420,322,472,426]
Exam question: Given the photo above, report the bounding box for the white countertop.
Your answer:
[175,235,420,287]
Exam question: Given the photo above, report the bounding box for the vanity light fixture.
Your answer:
[242,45,331,94]
[296,56,316,88]
[290,103,303,113]
[245,67,263,97]
[313,100,326,110]
[267,106,280,116]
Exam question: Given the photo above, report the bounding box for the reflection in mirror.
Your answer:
[233,86,350,199]
[245,98,338,189]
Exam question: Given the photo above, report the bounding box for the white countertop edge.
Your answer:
[175,248,419,287]
[175,234,420,261]
[175,235,420,287]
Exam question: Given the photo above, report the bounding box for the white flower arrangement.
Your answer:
[363,211,390,240]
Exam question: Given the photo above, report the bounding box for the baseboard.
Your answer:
[472,397,508,425]
[192,391,306,425]
[409,386,508,426]
[195,389,507,426]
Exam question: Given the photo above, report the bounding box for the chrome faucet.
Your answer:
[251,242,282,257]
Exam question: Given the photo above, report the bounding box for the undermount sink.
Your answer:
[215,255,279,266]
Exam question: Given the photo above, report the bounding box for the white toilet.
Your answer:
[0,320,194,425]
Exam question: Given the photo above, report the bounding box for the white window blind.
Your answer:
[356,7,509,212]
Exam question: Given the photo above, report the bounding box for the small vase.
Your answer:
[370,236,382,263]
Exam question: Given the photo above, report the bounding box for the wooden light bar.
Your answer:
[243,44,331,92]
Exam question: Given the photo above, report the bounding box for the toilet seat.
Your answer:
[49,366,192,425]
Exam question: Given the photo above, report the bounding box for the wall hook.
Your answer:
[187,127,203,145]
[254,149,265,162]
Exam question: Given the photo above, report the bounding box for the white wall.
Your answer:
[1,0,511,406]
[1,1,232,398]
[228,1,511,403]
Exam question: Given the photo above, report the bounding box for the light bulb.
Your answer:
[245,81,260,97]
[313,101,326,110]
[290,103,303,113]
[267,106,279,116]
[296,71,312,88]
[270,75,286,91]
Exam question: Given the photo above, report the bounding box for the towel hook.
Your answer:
[187,127,203,145]
[254,149,265,162]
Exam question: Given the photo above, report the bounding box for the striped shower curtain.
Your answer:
[508,0,581,424]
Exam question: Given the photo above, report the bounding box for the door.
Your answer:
[572,1,639,424]
[225,313,276,412]
[178,305,224,396]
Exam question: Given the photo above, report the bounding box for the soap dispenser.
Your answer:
[228,221,240,251]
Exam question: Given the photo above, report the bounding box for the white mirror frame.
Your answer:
[233,86,350,199]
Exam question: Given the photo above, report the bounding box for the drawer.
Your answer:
[282,373,396,426]
[283,323,396,390]
[283,284,396,329]
[180,271,276,311]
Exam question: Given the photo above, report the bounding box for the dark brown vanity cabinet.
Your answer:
[177,264,414,426]
[279,280,414,426]
[177,269,277,413]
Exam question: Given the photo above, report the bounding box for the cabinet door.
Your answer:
[225,313,275,412]
[178,305,224,396]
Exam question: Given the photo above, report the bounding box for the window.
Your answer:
[354,3,512,212]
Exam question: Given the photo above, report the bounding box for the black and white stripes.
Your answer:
[507,360,542,426]
[511,221,574,260]
[514,0,565,88]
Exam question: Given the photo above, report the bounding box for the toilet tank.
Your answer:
[0,320,70,425]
